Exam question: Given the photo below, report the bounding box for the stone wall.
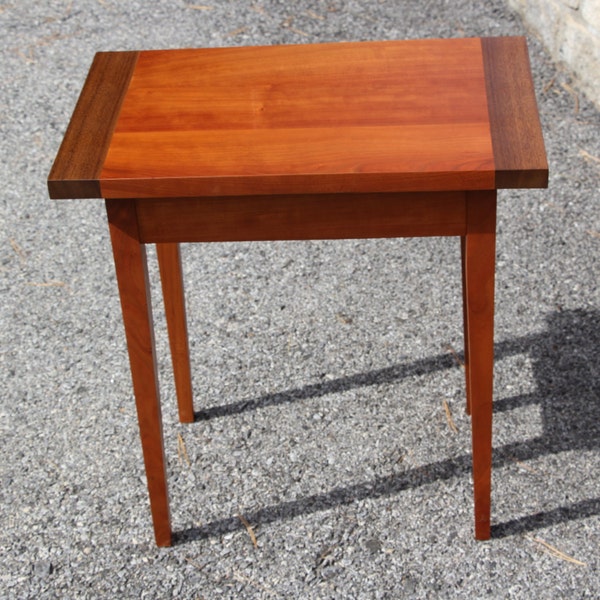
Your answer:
[508,0,600,108]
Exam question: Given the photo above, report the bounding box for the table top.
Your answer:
[48,37,547,200]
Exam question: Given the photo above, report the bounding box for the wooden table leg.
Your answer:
[157,243,194,423]
[463,190,496,541]
[461,235,472,416]
[106,199,172,547]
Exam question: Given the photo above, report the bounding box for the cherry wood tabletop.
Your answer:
[48,37,547,200]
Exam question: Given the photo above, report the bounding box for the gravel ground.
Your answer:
[1,1,599,598]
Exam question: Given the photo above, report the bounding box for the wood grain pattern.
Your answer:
[105,199,172,547]
[49,38,549,199]
[135,192,467,243]
[114,41,489,131]
[48,51,138,199]
[463,190,497,541]
[481,37,548,188]
[100,39,495,197]
[100,124,493,198]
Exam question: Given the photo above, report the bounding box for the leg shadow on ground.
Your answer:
[177,308,600,543]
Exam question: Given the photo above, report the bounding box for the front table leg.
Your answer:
[106,199,172,547]
[463,190,496,540]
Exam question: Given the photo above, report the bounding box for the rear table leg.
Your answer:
[157,243,194,423]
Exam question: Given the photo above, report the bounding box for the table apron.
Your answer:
[133,191,468,243]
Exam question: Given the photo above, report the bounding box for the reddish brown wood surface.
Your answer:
[48,51,138,199]
[461,236,472,416]
[49,38,548,200]
[99,38,495,197]
[105,199,172,547]
[157,243,194,423]
[482,37,548,188]
[135,192,466,243]
[463,190,497,541]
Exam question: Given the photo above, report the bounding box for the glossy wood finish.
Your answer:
[100,39,494,198]
[48,52,138,199]
[463,190,497,540]
[49,38,549,546]
[48,38,548,201]
[157,243,194,423]
[481,38,549,189]
[136,192,467,243]
[105,199,171,547]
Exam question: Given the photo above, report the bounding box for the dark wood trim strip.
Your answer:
[48,51,139,199]
[481,37,548,189]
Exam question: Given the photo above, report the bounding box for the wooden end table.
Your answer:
[48,37,548,546]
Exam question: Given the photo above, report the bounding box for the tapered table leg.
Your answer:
[157,243,194,423]
[461,235,472,415]
[463,190,496,541]
[106,199,172,547]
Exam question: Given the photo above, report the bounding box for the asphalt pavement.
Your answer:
[1,1,599,598]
